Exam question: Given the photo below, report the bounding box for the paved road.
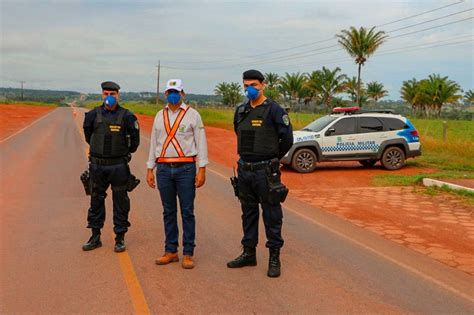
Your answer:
[1,107,473,314]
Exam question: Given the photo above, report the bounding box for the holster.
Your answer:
[80,168,92,195]
[265,159,289,205]
[127,173,140,192]
[113,163,140,192]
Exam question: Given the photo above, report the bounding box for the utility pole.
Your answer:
[156,60,160,106]
[20,81,25,101]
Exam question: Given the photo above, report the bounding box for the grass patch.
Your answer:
[410,118,474,172]
[422,185,474,205]
[373,171,474,186]
[0,100,58,107]
[84,101,162,116]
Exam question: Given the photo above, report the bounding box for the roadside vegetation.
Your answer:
[0,100,58,107]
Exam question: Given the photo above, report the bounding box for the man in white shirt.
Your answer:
[146,79,208,269]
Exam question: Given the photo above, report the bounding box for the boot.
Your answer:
[114,233,126,253]
[155,252,179,265]
[182,256,195,269]
[227,247,257,268]
[267,248,281,278]
[82,229,102,251]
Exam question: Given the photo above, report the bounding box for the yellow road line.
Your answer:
[73,108,151,314]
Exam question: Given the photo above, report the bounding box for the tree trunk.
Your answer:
[357,63,362,107]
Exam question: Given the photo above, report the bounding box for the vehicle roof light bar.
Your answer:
[332,107,397,115]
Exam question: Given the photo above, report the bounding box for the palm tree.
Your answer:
[264,72,282,101]
[366,81,388,103]
[264,72,280,88]
[420,74,462,117]
[465,89,474,105]
[279,72,307,109]
[214,82,243,107]
[264,88,282,101]
[400,75,462,117]
[336,26,388,106]
[305,66,347,111]
[214,82,229,97]
[344,76,365,103]
[400,79,422,115]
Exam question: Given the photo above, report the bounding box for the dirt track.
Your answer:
[1,106,473,313]
[0,104,55,141]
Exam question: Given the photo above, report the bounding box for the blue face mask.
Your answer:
[104,95,117,108]
[245,86,260,101]
[167,92,181,105]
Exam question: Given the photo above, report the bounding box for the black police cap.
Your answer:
[243,69,265,82]
[101,81,120,91]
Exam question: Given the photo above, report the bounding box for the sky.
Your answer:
[1,0,473,99]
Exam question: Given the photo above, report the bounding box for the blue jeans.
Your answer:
[156,162,196,256]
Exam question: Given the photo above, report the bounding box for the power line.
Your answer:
[376,0,465,27]
[278,35,473,69]
[253,11,474,66]
[386,8,473,33]
[161,0,466,65]
[161,16,473,71]
[389,16,473,39]
[20,81,25,100]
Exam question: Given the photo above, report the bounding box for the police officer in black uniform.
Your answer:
[82,81,140,252]
[227,70,293,277]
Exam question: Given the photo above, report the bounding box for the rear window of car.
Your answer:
[380,118,409,131]
[358,117,384,133]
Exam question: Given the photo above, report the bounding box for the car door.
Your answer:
[356,116,385,155]
[321,117,357,157]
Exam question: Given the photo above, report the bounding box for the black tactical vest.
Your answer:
[237,103,279,157]
[89,107,129,158]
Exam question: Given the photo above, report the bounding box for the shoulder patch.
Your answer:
[282,114,290,126]
[134,120,139,130]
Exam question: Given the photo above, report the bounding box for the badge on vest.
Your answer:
[109,125,121,132]
[251,119,262,127]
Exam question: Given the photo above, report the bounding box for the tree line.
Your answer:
[214,26,473,118]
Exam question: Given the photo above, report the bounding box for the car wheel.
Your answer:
[381,147,405,170]
[291,148,317,173]
[359,159,377,167]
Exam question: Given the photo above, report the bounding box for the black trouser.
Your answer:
[237,163,284,249]
[87,162,131,235]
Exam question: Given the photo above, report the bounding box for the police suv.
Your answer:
[280,107,421,172]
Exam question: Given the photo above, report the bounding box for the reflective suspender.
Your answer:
[156,106,196,163]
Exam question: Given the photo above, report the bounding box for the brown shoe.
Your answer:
[155,252,179,265]
[182,255,194,269]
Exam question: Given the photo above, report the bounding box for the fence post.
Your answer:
[442,121,447,143]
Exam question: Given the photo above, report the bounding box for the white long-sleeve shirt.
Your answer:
[146,103,209,169]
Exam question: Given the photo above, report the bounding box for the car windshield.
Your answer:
[301,115,338,132]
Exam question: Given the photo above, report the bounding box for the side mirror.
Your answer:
[325,128,335,136]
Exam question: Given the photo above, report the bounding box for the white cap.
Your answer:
[164,79,184,92]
